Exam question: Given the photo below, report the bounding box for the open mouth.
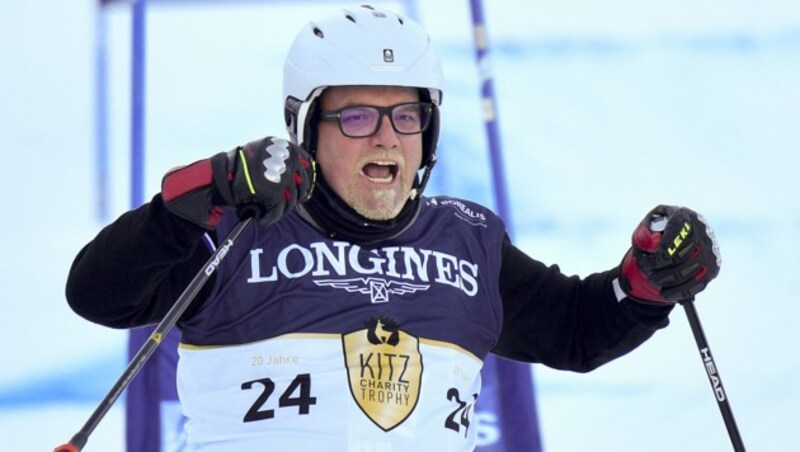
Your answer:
[361,160,398,183]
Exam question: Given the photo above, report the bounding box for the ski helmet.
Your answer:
[283,5,444,174]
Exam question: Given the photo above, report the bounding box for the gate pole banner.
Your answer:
[474,356,543,451]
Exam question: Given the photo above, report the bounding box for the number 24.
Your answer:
[240,373,317,422]
[445,387,477,437]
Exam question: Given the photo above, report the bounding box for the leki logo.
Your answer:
[314,277,430,304]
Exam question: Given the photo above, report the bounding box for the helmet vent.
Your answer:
[345,14,356,23]
[312,26,324,38]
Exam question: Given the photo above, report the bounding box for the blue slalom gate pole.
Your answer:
[131,0,146,208]
[468,0,512,236]
[94,5,109,221]
[468,2,542,451]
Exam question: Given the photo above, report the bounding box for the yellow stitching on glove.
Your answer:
[238,149,257,195]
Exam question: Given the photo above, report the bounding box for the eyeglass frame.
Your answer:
[318,101,435,138]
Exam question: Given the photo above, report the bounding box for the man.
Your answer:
[66,5,720,451]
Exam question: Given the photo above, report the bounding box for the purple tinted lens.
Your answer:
[392,104,426,133]
[339,107,378,136]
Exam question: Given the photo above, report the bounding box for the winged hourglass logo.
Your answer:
[315,277,430,304]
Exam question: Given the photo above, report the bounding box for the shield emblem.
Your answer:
[342,319,423,431]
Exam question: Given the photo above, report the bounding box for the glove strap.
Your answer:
[211,151,236,206]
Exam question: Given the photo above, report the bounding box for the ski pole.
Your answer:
[681,298,745,452]
[55,216,254,452]
[646,213,744,450]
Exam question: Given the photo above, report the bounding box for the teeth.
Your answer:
[362,161,397,183]
[368,176,393,183]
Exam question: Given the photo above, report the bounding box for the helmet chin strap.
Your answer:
[413,154,436,200]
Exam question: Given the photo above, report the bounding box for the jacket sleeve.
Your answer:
[492,235,674,372]
[65,194,214,328]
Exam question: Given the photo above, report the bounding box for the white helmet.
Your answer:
[283,5,444,169]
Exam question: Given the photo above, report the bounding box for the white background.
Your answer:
[1,0,798,450]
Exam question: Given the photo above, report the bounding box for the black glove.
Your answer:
[161,136,315,229]
[616,205,721,303]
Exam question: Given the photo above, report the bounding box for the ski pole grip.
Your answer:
[237,203,264,222]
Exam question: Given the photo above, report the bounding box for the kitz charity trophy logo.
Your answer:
[342,317,423,431]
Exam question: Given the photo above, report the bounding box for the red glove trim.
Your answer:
[162,159,214,202]
[620,249,667,302]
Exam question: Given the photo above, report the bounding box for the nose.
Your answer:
[369,113,400,147]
